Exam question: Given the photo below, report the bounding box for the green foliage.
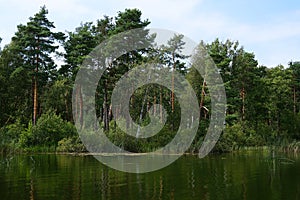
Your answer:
[0,7,300,154]
[213,122,268,152]
[42,78,72,121]
[217,123,246,151]
[19,111,76,148]
[57,136,86,153]
[0,120,26,153]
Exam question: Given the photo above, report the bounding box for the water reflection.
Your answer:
[0,151,299,200]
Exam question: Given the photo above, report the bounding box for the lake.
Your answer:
[0,151,299,200]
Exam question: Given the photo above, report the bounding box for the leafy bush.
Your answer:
[0,120,26,152]
[19,111,77,148]
[57,136,86,153]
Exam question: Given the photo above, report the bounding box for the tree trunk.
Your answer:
[33,76,37,125]
[65,95,69,121]
[171,53,175,113]
[103,80,109,131]
[171,70,175,113]
[108,104,112,121]
[33,39,39,126]
[74,85,83,128]
[160,86,163,123]
[78,85,83,129]
[199,79,206,121]
[147,100,150,113]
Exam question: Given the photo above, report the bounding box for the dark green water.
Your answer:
[0,151,299,200]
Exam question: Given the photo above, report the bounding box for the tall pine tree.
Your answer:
[11,6,65,125]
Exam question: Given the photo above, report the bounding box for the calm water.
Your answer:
[0,151,299,200]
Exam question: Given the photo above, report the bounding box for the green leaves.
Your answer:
[20,111,76,147]
[1,6,300,153]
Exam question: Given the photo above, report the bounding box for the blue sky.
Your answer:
[0,0,299,67]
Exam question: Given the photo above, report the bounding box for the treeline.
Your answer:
[0,6,299,153]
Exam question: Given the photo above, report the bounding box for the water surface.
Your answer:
[0,151,299,200]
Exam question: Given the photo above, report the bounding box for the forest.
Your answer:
[0,6,300,154]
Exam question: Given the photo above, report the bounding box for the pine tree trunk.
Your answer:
[171,53,175,113]
[33,77,38,125]
[33,40,39,126]
[171,69,175,113]
[74,85,83,128]
[147,100,150,113]
[199,79,206,121]
[160,86,163,123]
[171,53,176,130]
[109,104,112,121]
[65,94,69,121]
[78,85,83,129]
[103,80,109,131]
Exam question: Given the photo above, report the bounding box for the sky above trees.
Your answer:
[0,0,300,67]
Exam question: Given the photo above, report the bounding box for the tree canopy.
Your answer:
[0,6,299,153]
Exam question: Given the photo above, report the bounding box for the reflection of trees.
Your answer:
[29,178,35,200]
[0,154,299,199]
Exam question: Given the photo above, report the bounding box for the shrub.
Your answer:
[57,136,86,153]
[19,111,77,148]
[0,120,26,152]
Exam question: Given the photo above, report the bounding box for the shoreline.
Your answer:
[1,146,299,157]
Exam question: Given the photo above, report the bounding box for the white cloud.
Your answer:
[166,8,300,67]
[125,0,201,19]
